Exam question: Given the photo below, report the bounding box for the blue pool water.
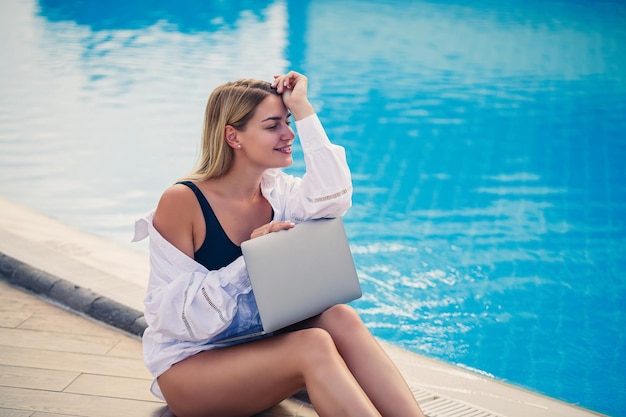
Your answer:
[1,0,625,415]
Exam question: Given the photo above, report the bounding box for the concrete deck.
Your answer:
[0,197,605,417]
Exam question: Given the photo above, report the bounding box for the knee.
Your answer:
[292,328,338,364]
[297,327,336,352]
[321,304,365,332]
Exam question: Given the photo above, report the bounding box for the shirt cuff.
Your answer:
[295,113,332,153]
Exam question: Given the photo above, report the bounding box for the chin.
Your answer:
[279,157,293,168]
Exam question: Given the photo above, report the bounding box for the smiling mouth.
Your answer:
[274,145,292,153]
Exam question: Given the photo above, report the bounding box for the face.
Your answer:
[235,94,295,170]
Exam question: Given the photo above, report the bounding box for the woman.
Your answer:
[133,71,425,417]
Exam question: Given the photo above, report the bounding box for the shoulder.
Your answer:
[159,182,197,205]
[154,183,200,220]
[153,183,199,256]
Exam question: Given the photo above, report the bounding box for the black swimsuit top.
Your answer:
[177,181,242,271]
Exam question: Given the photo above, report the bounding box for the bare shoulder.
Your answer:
[155,183,199,217]
[154,183,198,256]
[158,183,197,207]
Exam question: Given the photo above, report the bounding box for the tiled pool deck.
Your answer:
[0,197,605,417]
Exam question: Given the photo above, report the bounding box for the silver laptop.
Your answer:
[214,217,362,343]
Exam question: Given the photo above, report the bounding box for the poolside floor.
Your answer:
[0,197,604,417]
[0,279,318,417]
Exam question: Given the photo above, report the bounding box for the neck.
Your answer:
[212,168,264,202]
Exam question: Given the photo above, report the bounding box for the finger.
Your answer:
[284,71,298,88]
[270,220,295,233]
[271,73,292,89]
[250,220,295,239]
[274,78,289,93]
[271,74,282,87]
[272,72,290,90]
[250,222,271,239]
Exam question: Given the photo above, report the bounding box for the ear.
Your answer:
[224,125,241,149]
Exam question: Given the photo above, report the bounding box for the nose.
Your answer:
[282,124,295,140]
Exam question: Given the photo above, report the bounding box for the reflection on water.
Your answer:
[0,0,290,243]
[1,0,625,414]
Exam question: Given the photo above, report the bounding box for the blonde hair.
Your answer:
[184,78,279,181]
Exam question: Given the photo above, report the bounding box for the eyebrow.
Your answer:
[261,113,292,123]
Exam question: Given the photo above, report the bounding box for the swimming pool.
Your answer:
[0,0,624,415]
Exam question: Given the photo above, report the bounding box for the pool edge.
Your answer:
[0,196,606,417]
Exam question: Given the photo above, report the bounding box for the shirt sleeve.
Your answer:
[262,113,353,221]
[134,213,253,342]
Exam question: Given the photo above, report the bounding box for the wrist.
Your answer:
[290,100,315,121]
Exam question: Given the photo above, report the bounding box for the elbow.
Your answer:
[335,187,352,215]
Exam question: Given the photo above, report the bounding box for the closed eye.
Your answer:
[262,113,292,129]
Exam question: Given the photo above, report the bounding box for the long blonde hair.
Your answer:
[184,78,279,181]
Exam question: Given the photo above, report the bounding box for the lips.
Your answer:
[274,145,292,154]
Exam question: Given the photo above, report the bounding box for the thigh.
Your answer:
[157,331,311,417]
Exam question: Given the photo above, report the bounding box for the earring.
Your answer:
[237,144,241,149]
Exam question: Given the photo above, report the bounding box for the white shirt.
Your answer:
[133,113,352,399]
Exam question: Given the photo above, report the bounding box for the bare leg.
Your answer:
[157,327,381,417]
[306,305,426,417]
